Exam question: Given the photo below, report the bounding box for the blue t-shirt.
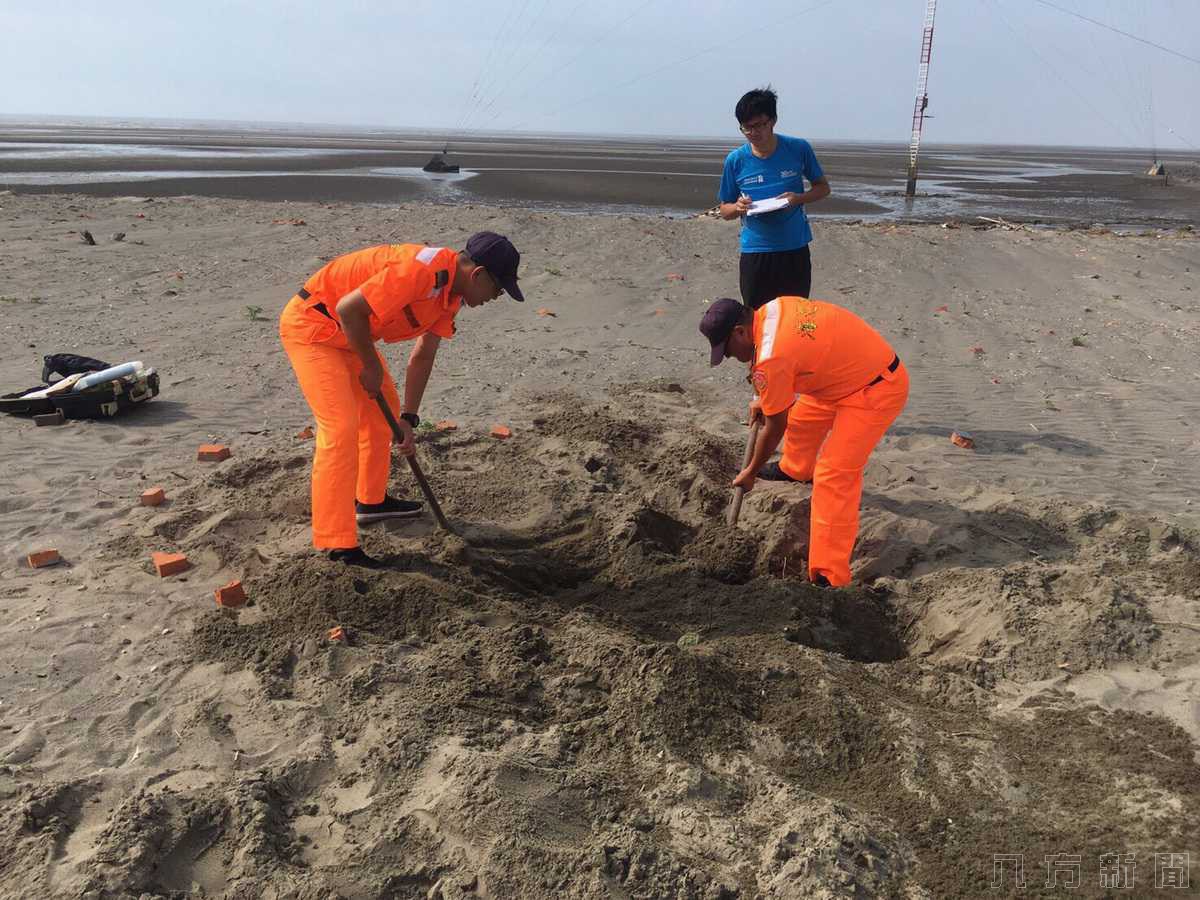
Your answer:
[718,134,825,254]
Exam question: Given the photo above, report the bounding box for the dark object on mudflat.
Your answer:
[422,154,459,174]
[34,410,65,427]
[80,230,96,245]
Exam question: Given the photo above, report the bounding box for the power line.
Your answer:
[507,0,838,132]
[452,0,524,137]
[462,0,542,132]
[486,0,662,130]
[1030,0,1200,67]
[987,0,1142,147]
[466,0,591,132]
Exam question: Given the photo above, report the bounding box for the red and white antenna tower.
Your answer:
[905,0,938,197]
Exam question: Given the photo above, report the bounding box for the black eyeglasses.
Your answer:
[739,118,773,136]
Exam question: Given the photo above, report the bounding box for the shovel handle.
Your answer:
[375,396,454,533]
[727,418,762,526]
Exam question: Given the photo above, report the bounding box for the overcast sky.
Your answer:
[3,0,1197,150]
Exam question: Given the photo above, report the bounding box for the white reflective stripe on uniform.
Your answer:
[416,246,444,265]
[758,299,782,363]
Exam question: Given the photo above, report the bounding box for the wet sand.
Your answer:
[3,121,1197,224]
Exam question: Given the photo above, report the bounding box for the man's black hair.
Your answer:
[735,87,778,124]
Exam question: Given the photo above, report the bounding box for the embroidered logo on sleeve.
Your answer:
[751,369,768,393]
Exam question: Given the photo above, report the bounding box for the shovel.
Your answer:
[375,396,454,533]
[726,418,762,526]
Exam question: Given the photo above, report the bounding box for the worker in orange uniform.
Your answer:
[280,232,525,568]
[700,296,908,587]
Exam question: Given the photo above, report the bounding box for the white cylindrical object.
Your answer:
[74,362,143,391]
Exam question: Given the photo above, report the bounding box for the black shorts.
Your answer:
[739,245,812,309]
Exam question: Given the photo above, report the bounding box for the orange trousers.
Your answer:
[778,362,909,586]
[279,297,401,549]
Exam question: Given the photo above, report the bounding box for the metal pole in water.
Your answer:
[906,0,938,198]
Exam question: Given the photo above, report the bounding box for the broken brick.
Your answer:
[490,425,512,440]
[666,273,685,281]
[27,549,61,569]
[536,307,557,317]
[435,421,458,432]
[34,410,65,427]
[152,551,190,577]
[295,426,314,440]
[197,444,231,462]
[140,487,166,507]
[950,431,975,450]
[934,305,949,313]
[214,580,247,609]
[328,626,347,643]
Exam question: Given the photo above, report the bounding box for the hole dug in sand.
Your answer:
[8,393,1199,898]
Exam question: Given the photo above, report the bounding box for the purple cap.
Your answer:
[465,231,524,302]
[699,298,746,366]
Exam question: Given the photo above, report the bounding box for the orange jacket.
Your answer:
[751,297,895,414]
[288,244,462,348]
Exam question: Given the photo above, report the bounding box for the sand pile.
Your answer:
[2,194,1198,897]
[5,389,1198,898]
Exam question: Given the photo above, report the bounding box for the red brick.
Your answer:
[536,307,557,317]
[295,426,314,440]
[328,626,347,643]
[152,551,190,577]
[140,487,166,507]
[435,420,458,432]
[34,410,65,427]
[197,444,231,462]
[27,549,61,569]
[214,580,247,609]
[950,431,975,450]
[490,425,512,440]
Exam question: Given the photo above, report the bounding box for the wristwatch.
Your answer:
[400,412,420,428]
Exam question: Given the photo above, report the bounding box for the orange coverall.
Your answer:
[751,297,909,585]
[279,244,461,549]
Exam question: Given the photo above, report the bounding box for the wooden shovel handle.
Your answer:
[727,418,762,526]
[375,397,454,533]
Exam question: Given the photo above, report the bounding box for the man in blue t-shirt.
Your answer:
[718,87,830,309]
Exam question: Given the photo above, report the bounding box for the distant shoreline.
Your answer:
[2,122,1195,226]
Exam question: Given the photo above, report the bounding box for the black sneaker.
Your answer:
[759,461,809,483]
[355,495,423,523]
[328,547,388,569]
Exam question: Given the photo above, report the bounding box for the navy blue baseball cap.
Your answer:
[699,297,747,366]
[466,231,525,302]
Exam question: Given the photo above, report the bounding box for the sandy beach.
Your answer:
[1,189,1199,897]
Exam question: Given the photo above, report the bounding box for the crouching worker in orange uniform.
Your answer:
[280,232,525,568]
[700,296,908,587]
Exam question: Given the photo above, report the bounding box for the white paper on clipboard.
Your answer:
[746,197,790,217]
